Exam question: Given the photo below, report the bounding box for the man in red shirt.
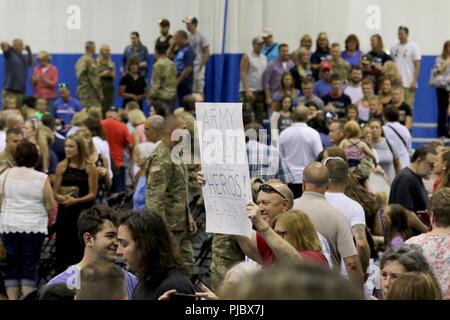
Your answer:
[101,107,133,194]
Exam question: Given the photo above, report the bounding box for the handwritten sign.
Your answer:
[196,103,252,237]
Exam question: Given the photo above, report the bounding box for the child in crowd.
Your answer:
[277,96,294,132]
[382,204,413,249]
[3,96,17,110]
[339,120,376,167]
[35,98,50,120]
[345,105,360,123]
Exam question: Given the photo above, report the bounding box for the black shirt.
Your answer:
[310,49,331,66]
[397,102,412,127]
[132,267,195,300]
[322,93,352,118]
[119,74,147,108]
[389,167,428,213]
[366,51,393,65]
[155,35,173,56]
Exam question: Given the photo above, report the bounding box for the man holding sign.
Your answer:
[196,103,253,237]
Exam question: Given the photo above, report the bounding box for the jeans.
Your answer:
[1,232,45,288]
[111,163,126,193]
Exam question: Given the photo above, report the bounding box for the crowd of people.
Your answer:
[0,19,448,301]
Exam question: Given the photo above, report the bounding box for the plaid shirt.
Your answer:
[246,140,294,184]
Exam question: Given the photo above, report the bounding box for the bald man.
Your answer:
[232,179,332,268]
[145,115,197,273]
[144,115,164,143]
[279,106,323,198]
[294,162,364,289]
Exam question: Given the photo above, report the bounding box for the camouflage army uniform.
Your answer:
[0,151,15,174]
[331,58,351,83]
[145,141,194,273]
[148,56,177,111]
[174,109,202,198]
[75,54,103,109]
[210,234,245,291]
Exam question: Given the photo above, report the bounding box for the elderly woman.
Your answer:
[0,140,56,300]
[405,188,450,299]
[380,244,434,299]
[31,51,59,111]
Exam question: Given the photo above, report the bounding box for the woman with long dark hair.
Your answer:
[117,209,195,300]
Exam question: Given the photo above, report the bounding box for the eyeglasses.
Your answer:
[259,184,286,199]
[58,82,68,88]
[323,156,346,165]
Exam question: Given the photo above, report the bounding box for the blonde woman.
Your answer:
[238,203,328,267]
[97,44,116,116]
[310,32,331,71]
[128,109,147,145]
[31,51,59,110]
[75,127,111,203]
[22,120,58,179]
[291,34,313,63]
[53,134,98,273]
[382,61,402,86]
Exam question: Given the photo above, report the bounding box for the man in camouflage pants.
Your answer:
[145,114,197,274]
[76,41,103,110]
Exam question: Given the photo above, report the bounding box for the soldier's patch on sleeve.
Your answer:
[151,165,161,173]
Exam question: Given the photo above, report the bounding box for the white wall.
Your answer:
[0,0,225,53]
[0,0,449,55]
[226,0,450,55]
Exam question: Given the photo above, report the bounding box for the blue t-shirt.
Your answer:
[313,79,331,98]
[174,44,195,85]
[3,48,30,92]
[133,175,146,210]
[262,42,280,62]
[341,50,364,67]
[53,97,83,126]
[272,89,302,106]
[46,265,138,299]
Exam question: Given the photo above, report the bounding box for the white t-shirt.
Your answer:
[325,192,366,227]
[383,122,412,169]
[0,131,6,153]
[390,41,421,88]
[93,136,113,179]
[344,85,363,104]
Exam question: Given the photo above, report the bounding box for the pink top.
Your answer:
[134,123,147,144]
[32,64,59,99]
[406,233,450,300]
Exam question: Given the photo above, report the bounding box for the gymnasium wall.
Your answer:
[1,0,449,139]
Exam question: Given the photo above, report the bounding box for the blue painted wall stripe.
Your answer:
[0,54,443,139]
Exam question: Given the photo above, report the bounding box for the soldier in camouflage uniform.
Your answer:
[174,94,202,198]
[210,234,245,291]
[145,115,197,274]
[76,41,103,110]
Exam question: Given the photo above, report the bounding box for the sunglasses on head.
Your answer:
[58,82,68,88]
[323,156,346,165]
[259,184,286,199]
